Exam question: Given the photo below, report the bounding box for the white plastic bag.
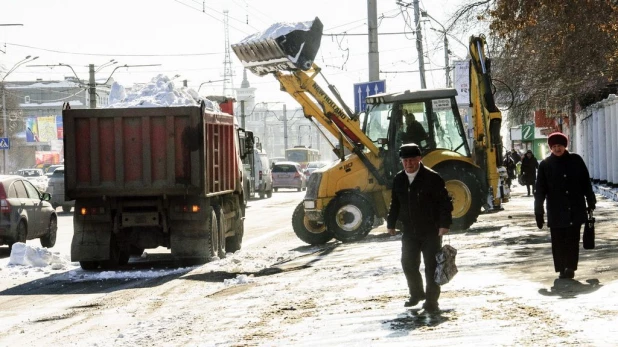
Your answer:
[435,244,458,285]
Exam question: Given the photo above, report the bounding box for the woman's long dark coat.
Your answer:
[534,151,596,228]
[520,154,539,185]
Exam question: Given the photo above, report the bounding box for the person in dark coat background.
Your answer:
[534,132,596,279]
[521,149,539,196]
[510,148,521,165]
[387,143,452,313]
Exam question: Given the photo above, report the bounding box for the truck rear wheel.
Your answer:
[207,207,219,259]
[436,163,483,231]
[80,261,99,270]
[325,192,374,243]
[292,202,333,245]
[225,197,244,253]
[100,235,130,269]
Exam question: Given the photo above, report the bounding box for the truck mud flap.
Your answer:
[232,17,323,75]
[170,221,210,259]
[71,223,112,261]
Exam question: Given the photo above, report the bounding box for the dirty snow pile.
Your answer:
[0,242,304,285]
[107,74,220,111]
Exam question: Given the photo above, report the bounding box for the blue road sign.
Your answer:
[353,80,386,114]
[0,137,9,150]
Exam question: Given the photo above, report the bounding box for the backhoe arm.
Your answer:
[469,35,504,208]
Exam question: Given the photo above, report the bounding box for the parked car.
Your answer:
[272,161,307,192]
[269,157,286,168]
[45,166,75,213]
[305,161,331,177]
[0,175,58,250]
[44,164,64,177]
[248,149,273,199]
[16,168,48,192]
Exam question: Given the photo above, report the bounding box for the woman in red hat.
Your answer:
[534,132,596,279]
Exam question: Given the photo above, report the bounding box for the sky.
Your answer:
[0,0,475,111]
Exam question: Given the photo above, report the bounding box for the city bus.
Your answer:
[285,146,320,169]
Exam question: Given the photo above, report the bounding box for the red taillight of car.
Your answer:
[0,186,9,215]
[259,170,263,180]
[294,172,300,178]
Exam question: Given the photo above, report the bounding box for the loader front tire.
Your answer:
[325,192,374,243]
[292,202,333,245]
[436,163,483,231]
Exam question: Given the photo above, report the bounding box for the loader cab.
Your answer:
[364,89,471,180]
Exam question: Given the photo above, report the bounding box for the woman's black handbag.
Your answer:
[583,210,595,250]
[518,174,525,186]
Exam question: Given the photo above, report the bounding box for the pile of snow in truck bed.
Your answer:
[108,74,220,111]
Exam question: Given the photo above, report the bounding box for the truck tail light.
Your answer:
[259,170,263,180]
[173,205,201,213]
[79,207,106,216]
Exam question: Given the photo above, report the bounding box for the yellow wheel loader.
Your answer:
[232,18,508,244]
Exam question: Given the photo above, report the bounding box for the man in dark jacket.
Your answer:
[534,132,596,279]
[387,143,452,313]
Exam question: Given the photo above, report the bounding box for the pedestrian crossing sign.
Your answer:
[0,137,10,150]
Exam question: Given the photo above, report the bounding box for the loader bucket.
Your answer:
[232,17,323,76]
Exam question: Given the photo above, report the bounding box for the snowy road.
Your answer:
[1,186,617,346]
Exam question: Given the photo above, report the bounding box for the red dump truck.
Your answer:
[63,101,251,270]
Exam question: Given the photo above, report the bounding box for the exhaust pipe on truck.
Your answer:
[232,17,323,76]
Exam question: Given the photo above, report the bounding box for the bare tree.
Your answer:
[449,0,618,125]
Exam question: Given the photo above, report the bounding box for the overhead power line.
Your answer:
[4,43,222,57]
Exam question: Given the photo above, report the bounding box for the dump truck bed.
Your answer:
[63,106,239,199]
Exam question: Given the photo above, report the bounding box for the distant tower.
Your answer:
[223,10,235,97]
[235,68,256,118]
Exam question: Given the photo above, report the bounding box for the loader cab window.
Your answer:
[430,98,469,156]
[399,103,430,149]
[363,104,391,144]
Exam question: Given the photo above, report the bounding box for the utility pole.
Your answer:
[421,10,451,87]
[443,34,450,87]
[283,104,288,150]
[367,0,379,81]
[88,64,96,108]
[240,100,246,129]
[413,0,426,88]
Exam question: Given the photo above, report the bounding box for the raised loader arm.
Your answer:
[468,35,505,209]
[231,17,379,157]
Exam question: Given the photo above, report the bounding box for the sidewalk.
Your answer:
[257,183,618,346]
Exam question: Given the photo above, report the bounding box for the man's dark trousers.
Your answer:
[401,232,442,303]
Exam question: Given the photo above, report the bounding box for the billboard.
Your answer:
[26,115,63,142]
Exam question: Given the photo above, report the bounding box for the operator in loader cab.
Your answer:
[387,143,452,313]
[402,110,428,148]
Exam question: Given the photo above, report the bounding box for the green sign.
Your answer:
[521,124,535,141]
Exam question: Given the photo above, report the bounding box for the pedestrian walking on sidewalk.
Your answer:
[521,149,539,196]
[534,132,596,279]
[387,143,452,313]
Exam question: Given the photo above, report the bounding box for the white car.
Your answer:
[16,168,49,192]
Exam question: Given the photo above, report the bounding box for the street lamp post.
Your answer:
[1,55,39,173]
